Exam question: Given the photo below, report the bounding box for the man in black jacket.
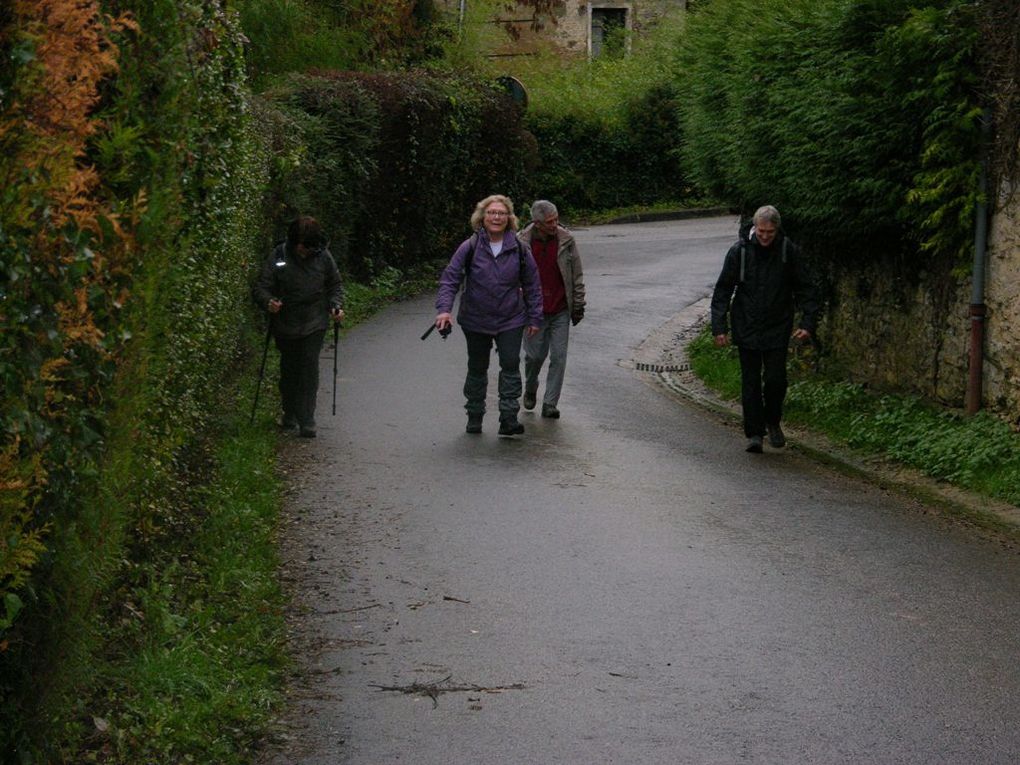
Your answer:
[253,216,344,438]
[710,205,821,453]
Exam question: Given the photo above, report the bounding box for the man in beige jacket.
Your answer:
[518,200,586,419]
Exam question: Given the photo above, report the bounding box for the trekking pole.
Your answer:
[250,319,273,425]
[331,319,341,416]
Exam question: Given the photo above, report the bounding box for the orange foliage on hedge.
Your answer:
[0,0,137,622]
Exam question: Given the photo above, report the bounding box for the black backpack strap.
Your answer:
[461,232,479,284]
[515,232,527,286]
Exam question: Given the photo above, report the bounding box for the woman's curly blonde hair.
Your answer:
[470,194,519,232]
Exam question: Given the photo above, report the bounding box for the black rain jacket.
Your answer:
[252,242,344,339]
[710,221,821,350]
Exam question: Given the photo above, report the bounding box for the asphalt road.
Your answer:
[262,216,1020,764]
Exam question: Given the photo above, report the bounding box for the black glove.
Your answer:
[571,308,584,326]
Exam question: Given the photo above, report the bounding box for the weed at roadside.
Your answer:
[687,326,1020,508]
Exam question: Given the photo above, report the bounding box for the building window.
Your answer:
[590,7,628,59]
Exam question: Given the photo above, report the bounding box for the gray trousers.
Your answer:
[524,309,570,407]
[463,326,524,419]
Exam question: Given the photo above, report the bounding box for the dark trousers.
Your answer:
[275,329,326,428]
[738,346,788,438]
[463,326,524,420]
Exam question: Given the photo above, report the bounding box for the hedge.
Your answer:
[260,69,538,281]
[676,0,984,265]
[525,82,689,216]
[1,0,266,756]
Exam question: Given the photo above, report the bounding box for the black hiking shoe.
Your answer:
[541,404,560,419]
[498,418,524,436]
[299,426,317,438]
[745,435,763,453]
[466,414,483,434]
[767,423,786,448]
[522,388,537,410]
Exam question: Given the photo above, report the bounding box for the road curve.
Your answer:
[261,216,1020,765]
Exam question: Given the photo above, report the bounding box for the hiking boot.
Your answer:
[767,423,786,448]
[278,414,299,432]
[466,413,483,434]
[522,388,537,411]
[745,435,763,453]
[541,404,560,419]
[498,418,524,436]
[299,425,317,438]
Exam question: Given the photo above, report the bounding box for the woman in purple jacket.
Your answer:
[435,195,543,436]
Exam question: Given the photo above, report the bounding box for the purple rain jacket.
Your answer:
[435,230,543,335]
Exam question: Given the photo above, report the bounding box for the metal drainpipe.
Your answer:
[966,112,992,414]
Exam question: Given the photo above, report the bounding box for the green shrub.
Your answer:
[525,82,689,215]
[238,0,450,88]
[1,0,270,757]
[260,70,537,280]
[676,0,982,265]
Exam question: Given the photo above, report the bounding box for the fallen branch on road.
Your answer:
[369,676,526,708]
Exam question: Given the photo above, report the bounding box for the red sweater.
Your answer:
[531,236,567,315]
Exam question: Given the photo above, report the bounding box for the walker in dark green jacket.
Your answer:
[252,216,344,437]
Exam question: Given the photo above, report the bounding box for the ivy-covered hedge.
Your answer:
[260,70,537,281]
[525,82,689,216]
[1,0,267,756]
[676,0,984,265]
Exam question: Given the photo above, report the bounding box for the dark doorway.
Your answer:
[591,8,628,59]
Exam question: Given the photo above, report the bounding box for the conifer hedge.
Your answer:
[676,0,984,264]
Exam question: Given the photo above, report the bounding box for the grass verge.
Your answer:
[74,264,438,763]
[569,199,722,226]
[687,326,1020,509]
[81,387,287,764]
[342,261,445,326]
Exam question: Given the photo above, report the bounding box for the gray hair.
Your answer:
[530,199,558,223]
[753,205,781,227]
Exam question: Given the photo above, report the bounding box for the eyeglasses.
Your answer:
[485,210,509,218]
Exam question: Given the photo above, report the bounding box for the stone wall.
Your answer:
[823,186,1019,425]
[985,183,1020,422]
[823,258,970,406]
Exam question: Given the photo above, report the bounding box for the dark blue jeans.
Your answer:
[275,329,326,428]
[463,326,524,420]
[738,346,788,438]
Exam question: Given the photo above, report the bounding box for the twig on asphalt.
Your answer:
[339,603,382,613]
[369,676,526,709]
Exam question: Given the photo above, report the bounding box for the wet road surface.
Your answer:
[262,216,1020,764]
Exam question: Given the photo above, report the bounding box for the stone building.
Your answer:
[439,1,687,59]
